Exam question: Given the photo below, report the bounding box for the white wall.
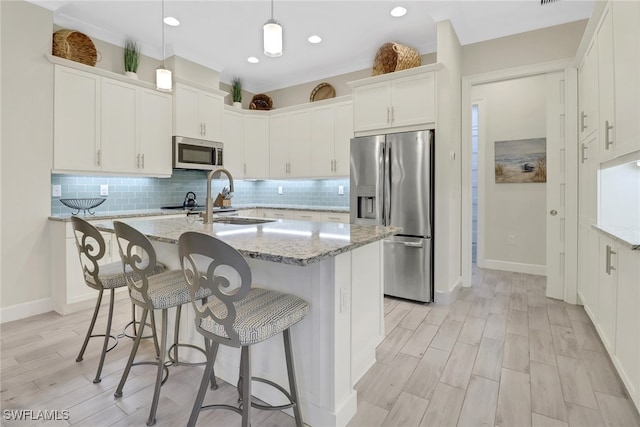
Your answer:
[1,1,54,317]
[434,20,462,301]
[600,160,640,230]
[472,74,547,269]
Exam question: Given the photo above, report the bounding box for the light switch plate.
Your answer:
[100,184,109,196]
[278,186,283,195]
[338,185,344,195]
[51,184,61,197]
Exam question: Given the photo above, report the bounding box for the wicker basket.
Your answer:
[53,29,98,66]
[372,42,421,76]
[249,94,273,110]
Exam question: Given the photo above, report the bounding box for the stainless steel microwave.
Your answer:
[173,136,223,170]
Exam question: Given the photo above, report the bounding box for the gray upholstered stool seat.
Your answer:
[179,231,308,427]
[200,288,309,346]
[70,216,166,384]
[128,270,211,309]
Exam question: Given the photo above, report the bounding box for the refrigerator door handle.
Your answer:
[384,240,423,248]
[384,143,391,226]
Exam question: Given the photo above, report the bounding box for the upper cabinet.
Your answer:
[53,64,172,177]
[243,113,270,179]
[578,39,599,142]
[222,109,245,179]
[597,4,615,160]
[174,82,224,142]
[350,66,438,134]
[269,110,310,178]
[309,101,353,177]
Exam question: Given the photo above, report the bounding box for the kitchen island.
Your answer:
[95,216,398,427]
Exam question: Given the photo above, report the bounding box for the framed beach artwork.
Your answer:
[494,138,547,183]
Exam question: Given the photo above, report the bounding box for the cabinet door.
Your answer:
[334,102,353,176]
[174,83,201,139]
[578,39,599,142]
[586,227,600,322]
[288,110,310,177]
[391,71,436,127]
[615,247,640,408]
[309,105,336,177]
[199,92,223,142]
[269,113,289,178]
[612,0,640,157]
[54,66,101,172]
[263,209,294,220]
[222,109,245,178]
[353,81,391,132]
[294,211,322,222]
[243,114,269,178]
[598,237,618,352]
[322,212,350,223]
[101,79,138,173]
[597,5,616,161]
[139,88,172,176]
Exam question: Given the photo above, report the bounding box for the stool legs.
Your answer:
[240,346,251,427]
[147,308,168,426]
[114,308,149,398]
[284,329,304,427]
[76,289,117,384]
[187,340,219,427]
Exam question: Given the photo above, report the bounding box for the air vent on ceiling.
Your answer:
[541,0,559,4]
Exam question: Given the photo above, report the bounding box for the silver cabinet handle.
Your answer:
[387,107,390,124]
[605,244,617,275]
[199,123,203,136]
[580,111,587,132]
[550,210,558,216]
[244,163,246,175]
[203,123,207,136]
[605,120,614,150]
[391,106,395,124]
[580,143,588,164]
[97,149,101,166]
[137,153,140,168]
[141,153,145,169]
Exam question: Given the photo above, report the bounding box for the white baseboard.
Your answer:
[483,259,546,276]
[0,297,53,324]
[435,276,463,305]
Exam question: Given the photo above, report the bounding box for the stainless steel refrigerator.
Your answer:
[350,130,434,302]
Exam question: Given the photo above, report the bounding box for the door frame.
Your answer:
[461,59,579,303]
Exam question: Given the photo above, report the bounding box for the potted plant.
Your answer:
[231,77,242,108]
[124,40,140,79]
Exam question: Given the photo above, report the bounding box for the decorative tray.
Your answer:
[310,82,336,102]
[59,198,106,215]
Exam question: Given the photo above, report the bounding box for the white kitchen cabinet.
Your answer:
[614,246,640,409]
[309,101,353,177]
[54,66,101,172]
[243,114,270,178]
[222,108,245,178]
[235,208,257,217]
[53,65,172,176]
[261,209,295,220]
[596,4,616,162]
[578,39,599,142]
[174,83,224,142]
[322,212,350,223]
[269,110,310,178]
[294,211,323,222]
[611,0,640,158]
[351,68,436,133]
[597,235,618,353]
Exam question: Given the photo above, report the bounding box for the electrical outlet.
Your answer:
[278,186,283,195]
[508,234,516,245]
[100,184,109,196]
[338,185,344,195]
[51,184,61,197]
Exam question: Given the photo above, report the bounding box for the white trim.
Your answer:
[0,298,54,324]
[461,59,576,298]
[435,276,462,305]
[483,260,546,276]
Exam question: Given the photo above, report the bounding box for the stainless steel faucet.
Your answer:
[204,168,234,224]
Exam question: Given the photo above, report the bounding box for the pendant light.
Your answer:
[263,0,283,57]
[156,0,172,91]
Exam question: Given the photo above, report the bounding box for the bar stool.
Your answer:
[70,216,165,384]
[178,231,309,427]
[112,221,215,426]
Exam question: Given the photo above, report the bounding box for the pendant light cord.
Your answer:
[270,0,274,20]
[161,0,166,67]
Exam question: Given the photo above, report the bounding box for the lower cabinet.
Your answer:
[322,212,350,223]
[261,209,295,220]
[597,236,618,352]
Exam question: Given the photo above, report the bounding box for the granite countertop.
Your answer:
[592,224,640,250]
[94,216,399,266]
[234,204,349,213]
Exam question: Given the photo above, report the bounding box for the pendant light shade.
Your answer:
[156,0,172,91]
[263,0,283,57]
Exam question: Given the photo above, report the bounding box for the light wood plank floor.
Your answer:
[2,268,639,426]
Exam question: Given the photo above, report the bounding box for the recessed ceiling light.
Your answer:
[390,6,407,17]
[163,16,180,26]
[308,35,322,44]
[247,56,259,63]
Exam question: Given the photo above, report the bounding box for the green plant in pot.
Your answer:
[231,77,242,108]
[124,40,140,78]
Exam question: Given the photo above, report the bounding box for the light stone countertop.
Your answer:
[593,224,640,251]
[94,216,399,266]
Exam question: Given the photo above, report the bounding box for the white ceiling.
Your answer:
[30,0,595,93]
